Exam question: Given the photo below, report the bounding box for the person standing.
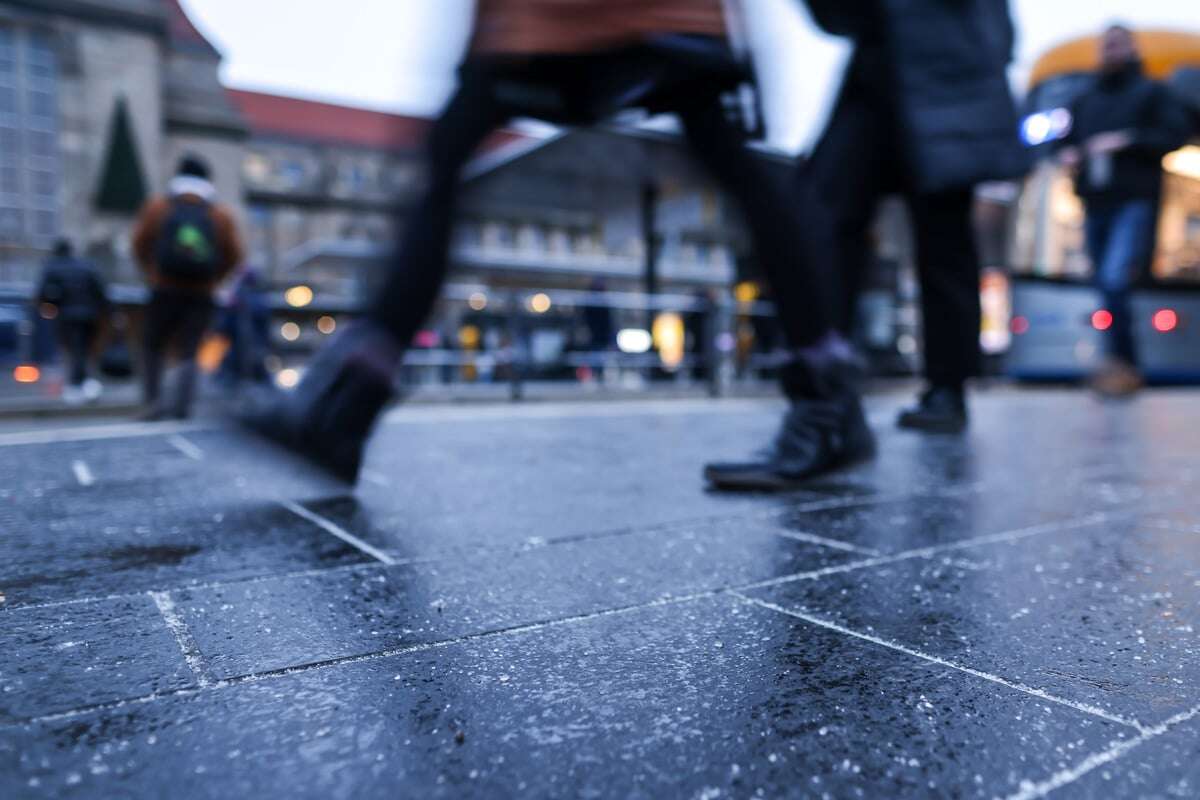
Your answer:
[794,0,1030,434]
[240,0,875,487]
[36,239,109,404]
[1058,25,1192,397]
[132,155,243,420]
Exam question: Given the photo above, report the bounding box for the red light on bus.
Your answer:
[1152,309,1178,333]
[1010,316,1030,335]
[1091,310,1113,331]
[13,365,40,383]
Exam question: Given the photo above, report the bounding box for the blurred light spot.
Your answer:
[458,324,480,349]
[276,368,300,388]
[414,330,439,348]
[1153,308,1178,333]
[734,281,759,304]
[1092,309,1113,331]
[652,312,685,369]
[317,315,337,335]
[38,303,58,320]
[528,293,551,314]
[1010,315,1030,335]
[617,328,653,354]
[468,292,488,311]
[1164,146,1200,180]
[13,365,39,383]
[716,332,736,353]
[1021,107,1072,146]
[285,285,313,308]
[897,334,918,355]
[280,322,301,341]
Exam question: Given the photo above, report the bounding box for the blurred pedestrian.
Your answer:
[132,155,243,420]
[217,268,271,387]
[798,0,1029,434]
[36,239,108,404]
[242,0,874,487]
[1058,24,1192,397]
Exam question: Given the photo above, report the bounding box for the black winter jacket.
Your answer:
[807,0,1030,194]
[37,256,108,323]
[1062,63,1193,205]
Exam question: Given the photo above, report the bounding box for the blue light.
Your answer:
[1021,107,1073,147]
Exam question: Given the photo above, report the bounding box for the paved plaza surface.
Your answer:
[0,389,1197,799]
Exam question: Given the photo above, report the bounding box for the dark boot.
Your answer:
[896,385,968,434]
[704,356,876,490]
[238,323,401,483]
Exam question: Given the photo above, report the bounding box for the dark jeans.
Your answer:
[143,289,213,417]
[1084,200,1156,366]
[59,320,97,386]
[369,54,833,355]
[803,70,982,389]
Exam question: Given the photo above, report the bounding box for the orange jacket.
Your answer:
[471,0,728,55]
[132,193,244,294]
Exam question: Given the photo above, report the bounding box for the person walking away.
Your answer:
[239,0,874,488]
[217,269,271,387]
[36,239,109,404]
[132,155,243,419]
[792,0,1029,435]
[1058,24,1192,397]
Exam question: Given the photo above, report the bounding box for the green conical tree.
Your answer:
[94,98,148,214]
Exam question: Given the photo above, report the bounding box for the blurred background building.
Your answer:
[1,0,1198,393]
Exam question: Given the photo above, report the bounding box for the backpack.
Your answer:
[155,199,220,281]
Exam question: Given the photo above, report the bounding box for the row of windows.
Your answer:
[243,150,418,198]
[0,26,59,245]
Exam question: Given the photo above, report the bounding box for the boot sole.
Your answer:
[896,416,967,435]
[704,447,875,492]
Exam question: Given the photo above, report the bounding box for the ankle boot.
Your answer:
[239,322,401,483]
[704,356,876,490]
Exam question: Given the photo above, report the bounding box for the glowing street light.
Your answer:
[285,285,314,308]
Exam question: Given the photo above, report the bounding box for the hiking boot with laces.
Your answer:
[704,356,876,490]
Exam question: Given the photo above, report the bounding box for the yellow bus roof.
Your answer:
[1030,30,1200,87]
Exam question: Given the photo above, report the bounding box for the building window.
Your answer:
[0,26,60,245]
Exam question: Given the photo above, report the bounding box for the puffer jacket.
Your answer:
[809,0,1030,193]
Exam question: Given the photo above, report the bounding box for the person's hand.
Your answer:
[1059,146,1082,169]
[1085,131,1134,156]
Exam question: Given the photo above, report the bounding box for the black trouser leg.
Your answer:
[142,294,171,408]
[368,67,511,345]
[171,299,213,418]
[801,85,892,336]
[62,321,93,386]
[910,190,982,389]
[679,99,833,349]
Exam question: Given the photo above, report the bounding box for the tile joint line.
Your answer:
[278,499,397,565]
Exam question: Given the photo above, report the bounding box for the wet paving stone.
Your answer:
[0,597,1126,799]
[746,517,1200,726]
[0,501,369,606]
[769,487,1095,555]
[1066,713,1200,800]
[172,523,861,679]
[0,597,193,722]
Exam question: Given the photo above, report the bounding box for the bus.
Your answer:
[1007,30,1200,382]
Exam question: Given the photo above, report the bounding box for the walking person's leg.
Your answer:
[240,64,513,480]
[1088,201,1152,395]
[141,292,175,418]
[897,189,981,433]
[170,297,214,419]
[679,95,876,489]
